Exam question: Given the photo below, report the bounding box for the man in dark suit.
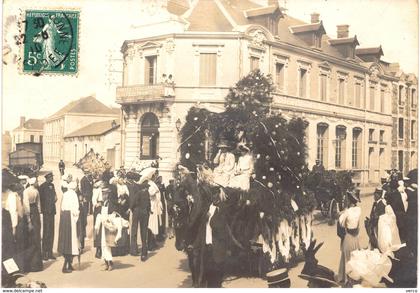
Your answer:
[39,172,57,260]
[80,173,93,215]
[405,169,418,256]
[78,172,92,249]
[368,187,387,249]
[127,172,151,261]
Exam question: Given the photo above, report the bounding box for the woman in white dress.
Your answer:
[337,191,361,285]
[139,167,162,250]
[57,181,80,274]
[377,205,401,253]
[229,143,254,191]
[213,141,235,187]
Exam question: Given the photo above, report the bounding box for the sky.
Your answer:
[2,0,418,132]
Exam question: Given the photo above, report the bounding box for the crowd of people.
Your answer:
[336,168,418,287]
[1,164,178,277]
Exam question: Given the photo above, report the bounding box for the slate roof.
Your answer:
[13,119,44,131]
[48,96,118,119]
[64,119,120,138]
[185,0,233,32]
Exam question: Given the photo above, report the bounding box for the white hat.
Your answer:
[139,167,157,184]
[62,173,73,182]
[67,181,77,190]
[28,177,37,185]
[18,175,29,180]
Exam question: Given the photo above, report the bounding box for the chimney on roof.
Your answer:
[311,13,320,23]
[20,116,25,127]
[337,25,349,38]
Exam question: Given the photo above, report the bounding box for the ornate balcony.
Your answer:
[116,83,174,104]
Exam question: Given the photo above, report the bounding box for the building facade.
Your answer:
[117,0,417,184]
[43,96,120,165]
[63,119,121,169]
[11,117,44,151]
[390,66,418,175]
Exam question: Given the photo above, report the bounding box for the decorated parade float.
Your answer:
[173,70,318,285]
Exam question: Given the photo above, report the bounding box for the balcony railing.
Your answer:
[116,83,174,104]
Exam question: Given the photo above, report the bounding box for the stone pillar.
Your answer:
[124,106,140,168]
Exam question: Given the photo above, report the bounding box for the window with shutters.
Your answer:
[369,129,375,142]
[380,130,384,143]
[411,120,416,140]
[380,87,385,113]
[335,126,346,169]
[399,85,404,105]
[299,68,307,98]
[398,150,404,171]
[355,80,362,108]
[399,118,404,139]
[317,123,328,167]
[275,63,284,91]
[352,129,362,168]
[338,78,345,105]
[370,83,376,111]
[144,55,157,85]
[250,56,259,71]
[199,53,217,86]
[320,73,327,101]
[412,88,417,108]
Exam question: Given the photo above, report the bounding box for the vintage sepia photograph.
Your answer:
[1,0,419,289]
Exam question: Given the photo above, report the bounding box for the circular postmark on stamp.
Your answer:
[23,10,79,75]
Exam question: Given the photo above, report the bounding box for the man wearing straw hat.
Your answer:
[39,172,57,260]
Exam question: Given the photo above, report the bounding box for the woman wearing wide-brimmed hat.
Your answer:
[337,190,361,285]
[229,143,254,191]
[57,181,80,273]
[213,139,235,187]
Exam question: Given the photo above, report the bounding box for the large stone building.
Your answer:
[389,64,418,175]
[117,0,417,184]
[43,96,120,165]
[63,119,121,169]
[11,117,44,151]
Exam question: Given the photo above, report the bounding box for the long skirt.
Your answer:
[111,227,129,256]
[93,206,102,248]
[58,211,79,256]
[338,232,360,283]
[26,204,43,272]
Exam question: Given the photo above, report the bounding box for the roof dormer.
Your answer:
[244,1,284,35]
[289,13,326,49]
[356,46,384,63]
[328,25,359,59]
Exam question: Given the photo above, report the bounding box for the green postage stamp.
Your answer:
[23,10,79,75]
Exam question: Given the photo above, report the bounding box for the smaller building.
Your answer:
[43,95,120,165]
[11,116,44,151]
[63,119,121,169]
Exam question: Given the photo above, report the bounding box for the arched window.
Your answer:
[335,125,347,169]
[140,113,159,159]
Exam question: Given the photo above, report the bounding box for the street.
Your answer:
[25,166,373,288]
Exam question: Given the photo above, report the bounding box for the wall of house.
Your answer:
[11,129,43,151]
